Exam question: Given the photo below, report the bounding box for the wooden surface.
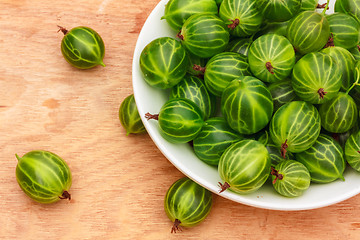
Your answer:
[1,0,360,239]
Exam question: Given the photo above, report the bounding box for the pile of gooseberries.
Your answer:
[139,0,360,205]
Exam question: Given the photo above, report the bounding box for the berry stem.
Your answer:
[218,182,230,193]
[171,219,182,233]
[266,62,275,74]
[145,112,159,121]
[193,64,206,73]
[228,19,239,30]
[270,166,284,184]
[325,33,334,48]
[317,3,329,9]
[281,139,288,159]
[176,31,184,41]
[59,191,71,200]
[317,88,327,99]
[57,25,68,35]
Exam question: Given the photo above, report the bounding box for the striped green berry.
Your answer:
[179,14,230,58]
[219,0,263,37]
[193,117,243,166]
[119,94,146,136]
[301,0,321,11]
[59,26,105,69]
[204,52,251,97]
[286,11,330,55]
[349,45,360,61]
[170,75,216,120]
[255,0,301,22]
[321,47,355,91]
[296,134,346,183]
[271,160,310,197]
[164,177,212,233]
[319,92,358,133]
[269,101,321,158]
[218,139,271,194]
[291,52,342,104]
[340,0,360,23]
[345,130,360,172]
[161,0,218,31]
[326,12,360,50]
[253,21,289,39]
[268,79,297,112]
[140,37,189,89]
[221,76,273,135]
[145,98,204,143]
[15,150,72,204]
[248,33,296,83]
[225,38,253,56]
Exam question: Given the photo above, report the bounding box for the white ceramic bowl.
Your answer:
[132,0,360,211]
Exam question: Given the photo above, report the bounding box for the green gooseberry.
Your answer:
[296,134,346,183]
[16,150,72,204]
[161,0,218,31]
[170,75,216,120]
[139,37,189,89]
[248,33,296,83]
[255,0,301,22]
[271,160,310,198]
[119,94,146,136]
[145,98,204,143]
[319,92,358,133]
[268,79,298,113]
[58,26,105,69]
[164,177,212,233]
[286,8,330,55]
[218,139,271,194]
[291,52,342,104]
[345,130,360,172]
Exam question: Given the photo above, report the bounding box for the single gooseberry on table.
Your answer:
[164,177,212,233]
[15,150,72,204]
[58,26,105,69]
[119,94,146,136]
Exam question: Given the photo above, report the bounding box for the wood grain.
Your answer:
[1,0,360,239]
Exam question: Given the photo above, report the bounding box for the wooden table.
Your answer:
[1,0,360,239]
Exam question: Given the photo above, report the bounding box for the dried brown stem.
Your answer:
[171,219,182,233]
[145,112,159,121]
[325,33,334,48]
[270,166,284,184]
[59,191,71,200]
[57,25,68,35]
[266,62,275,74]
[218,182,230,193]
[228,19,240,30]
[281,139,288,159]
[193,64,206,73]
[176,31,184,41]
[318,88,327,99]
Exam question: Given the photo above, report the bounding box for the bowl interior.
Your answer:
[132,0,360,211]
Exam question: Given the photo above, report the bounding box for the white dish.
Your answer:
[132,0,360,210]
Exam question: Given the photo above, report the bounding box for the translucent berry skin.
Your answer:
[15,150,72,204]
[119,94,146,136]
[60,26,105,69]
